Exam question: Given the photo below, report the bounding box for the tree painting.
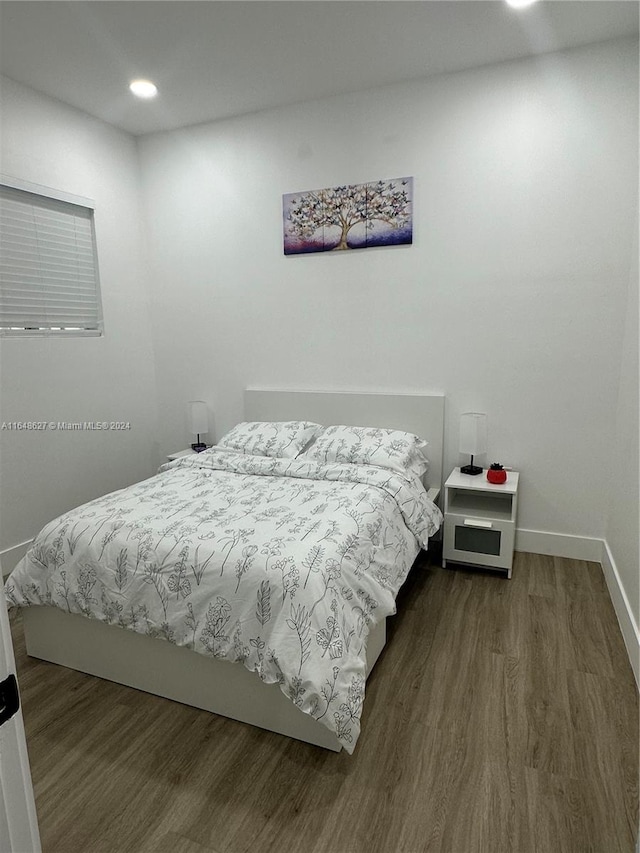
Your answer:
[283,177,413,255]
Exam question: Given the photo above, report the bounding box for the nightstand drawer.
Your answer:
[443,513,515,571]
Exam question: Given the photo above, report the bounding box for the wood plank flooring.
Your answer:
[11,552,639,853]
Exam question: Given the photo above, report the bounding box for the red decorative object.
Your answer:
[487,464,507,485]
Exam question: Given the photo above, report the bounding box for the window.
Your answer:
[0,179,103,336]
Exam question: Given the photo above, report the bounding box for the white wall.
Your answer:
[0,77,159,567]
[138,38,638,545]
[605,199,639,659]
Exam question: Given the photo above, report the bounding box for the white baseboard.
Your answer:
[515,528,604,561]
[516,528,639,689]
[600,540,640,688]
[0,540,32,578]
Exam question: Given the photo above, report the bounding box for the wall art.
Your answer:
[283,176,413,255]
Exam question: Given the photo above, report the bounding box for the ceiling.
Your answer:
[0,1,637,136]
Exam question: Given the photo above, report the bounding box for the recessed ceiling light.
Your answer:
[505,0,539,8]
[129,79,158,99]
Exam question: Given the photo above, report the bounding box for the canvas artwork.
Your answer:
[283,177,413,255]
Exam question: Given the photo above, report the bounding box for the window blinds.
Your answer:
[0,183,102,334]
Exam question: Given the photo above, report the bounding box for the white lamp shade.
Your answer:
[189,401,209,437]
[459,412,487,456]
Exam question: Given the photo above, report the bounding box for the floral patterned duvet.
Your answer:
[6,448,442,752]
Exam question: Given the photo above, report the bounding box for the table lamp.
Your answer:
[459,412,487,475]
[189,400,209,452]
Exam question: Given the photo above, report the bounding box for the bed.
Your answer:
[6,389,444,753]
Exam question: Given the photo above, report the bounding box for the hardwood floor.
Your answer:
[11,552,639,853]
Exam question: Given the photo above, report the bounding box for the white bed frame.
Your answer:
[22,390,445,752]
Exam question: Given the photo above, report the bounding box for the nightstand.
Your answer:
[442,467,519,578]
[167,447,212,462]
[167,449,196,462]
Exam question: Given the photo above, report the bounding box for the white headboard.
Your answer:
[244,388,445,494]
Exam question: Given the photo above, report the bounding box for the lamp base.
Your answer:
[191,442,207,453]
[460,463,483,476]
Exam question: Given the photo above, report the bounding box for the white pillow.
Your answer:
[217,420,323,459]
[300,424,429,477]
